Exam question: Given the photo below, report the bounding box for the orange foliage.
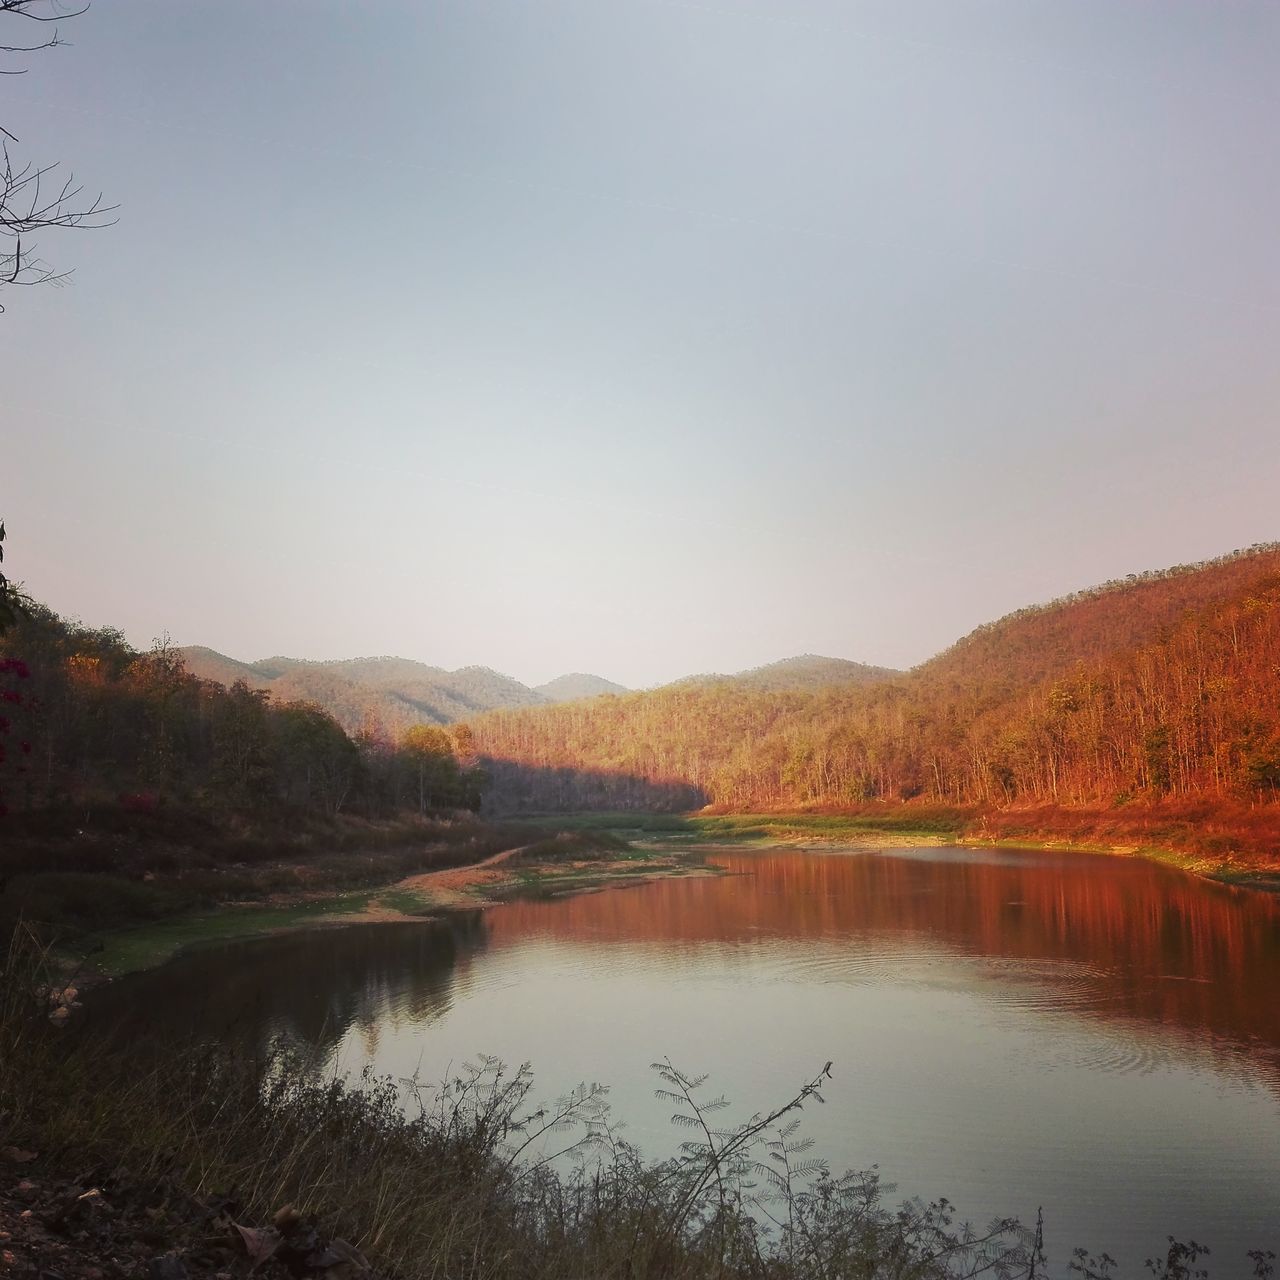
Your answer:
[471,546,1280,836]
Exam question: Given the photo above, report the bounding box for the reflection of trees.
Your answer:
[86,852,1280,1095]
[84,914,489,1058]
[486,849,1280,1070]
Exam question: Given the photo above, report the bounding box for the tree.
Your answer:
[272,701,359,817]
[2,0,114,308]
[0,519,21,633]
[400,723,457,816]
[0,520,33,814]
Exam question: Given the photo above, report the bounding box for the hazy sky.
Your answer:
[5,0,1279,687]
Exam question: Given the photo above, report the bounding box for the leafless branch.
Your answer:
[0,0,107,308]
[0,1,87,22]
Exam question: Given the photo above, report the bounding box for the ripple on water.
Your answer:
[975,956,1118,1013]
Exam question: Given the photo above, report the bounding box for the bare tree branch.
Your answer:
[0,0,107,310]
[0,1,88,22]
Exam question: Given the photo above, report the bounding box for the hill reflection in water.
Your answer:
[482,847,1280,1076]
[85,911,489,1054]
[89,846,1280,1270]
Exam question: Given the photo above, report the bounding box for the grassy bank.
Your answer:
[544,804,1280,886]
[2,813,712,978]
[544,809,967,844]
[78,836,711,976]
[0,805,551,961]
[963,802,1280,885]
[12,796,1278,986]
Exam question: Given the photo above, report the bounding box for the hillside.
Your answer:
[916,543,1280,698]
[0,605,484,821]
[470,544,1280,815]
[177,646,899,736]
[176,648,549,735]
[727,654,899,692]
[174,645,272,690]
[535,673,630,703]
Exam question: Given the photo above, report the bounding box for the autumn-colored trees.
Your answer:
[470,546,1280,815]
[0,601,483,819]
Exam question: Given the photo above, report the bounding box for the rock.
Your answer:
[148,1251,189,1280]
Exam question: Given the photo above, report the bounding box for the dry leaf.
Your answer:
[233,1223,283,1269]
[0,1147,37,1164]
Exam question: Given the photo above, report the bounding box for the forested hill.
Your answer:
[915,543,1280,698]
[177,649,555,735]
[0,606,485,819]
[696,655,900,692]
[534,673,630,703]
[176,648,898,736]
[469,544,1280,814]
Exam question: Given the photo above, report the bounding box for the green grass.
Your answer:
[534,812,705,836]
[84,891,376,976]
[961,834,1279,886]
[540,811,965,842]
[375,887,438,917]
[3,815,552,951]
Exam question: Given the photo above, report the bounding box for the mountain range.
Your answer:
[174,648,893,738]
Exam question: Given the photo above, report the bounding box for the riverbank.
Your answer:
[545,807,1280,889]
[85,834,716,977]
[0,807,664,979]
[13,800,1279,987]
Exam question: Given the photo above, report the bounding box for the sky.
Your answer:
[4,0,1279,688]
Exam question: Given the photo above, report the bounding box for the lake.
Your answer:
[88,845,1280,1274]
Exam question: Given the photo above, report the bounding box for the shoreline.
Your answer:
[61,821,1280,985]
[73,840,718,981]
[953,834,1280,892]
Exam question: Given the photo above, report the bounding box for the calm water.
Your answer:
[90,846,1280,1273]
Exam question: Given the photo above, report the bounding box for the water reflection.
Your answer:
[482,848,1280,1079]
[88,846,1280,1270]
[86,911,487,1054]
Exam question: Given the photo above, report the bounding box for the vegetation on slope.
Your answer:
[533,672,630,702]
[711,654,901,692]
[177,649,547,735]
[468,546,1280,838]
[0,604,483,821]
[0,599,516,949]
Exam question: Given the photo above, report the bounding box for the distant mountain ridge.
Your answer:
[175,649,554,735]
[691,654,900,692]
[176,646,897,737]
[534,673,630,703]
